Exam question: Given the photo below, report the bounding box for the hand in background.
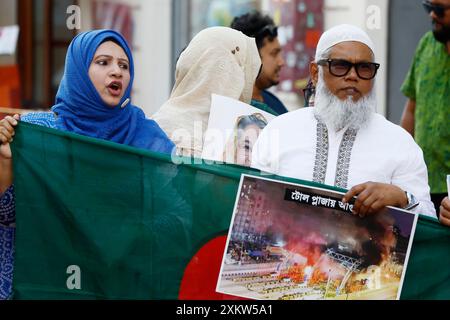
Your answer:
[439,197,450,227]
[0,114,20,159]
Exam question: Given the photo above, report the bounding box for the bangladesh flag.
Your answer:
[10,123,450,299]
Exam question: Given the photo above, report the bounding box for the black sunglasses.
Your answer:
[253,24,278,39]
[422,0,450,18]
[317,59,380,80]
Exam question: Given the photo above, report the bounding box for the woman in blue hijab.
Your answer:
[0,30,174,299]
[2,29,174,152]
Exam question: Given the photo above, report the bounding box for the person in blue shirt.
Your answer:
[231,11,288,115]
[0,29,174,299]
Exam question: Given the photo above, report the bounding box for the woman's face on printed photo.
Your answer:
[88,41,131,108]
[236,124,262,167]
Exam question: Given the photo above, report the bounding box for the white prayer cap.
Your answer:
[315,24,375,61]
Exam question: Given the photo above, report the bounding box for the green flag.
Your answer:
[10,123,450,299]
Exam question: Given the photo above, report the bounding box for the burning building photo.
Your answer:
[216,176,417,300]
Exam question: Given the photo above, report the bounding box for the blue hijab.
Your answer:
[51,30,174,154]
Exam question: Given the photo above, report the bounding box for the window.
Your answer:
[18,0,78,109]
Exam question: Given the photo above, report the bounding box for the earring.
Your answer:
[121,98,130,108]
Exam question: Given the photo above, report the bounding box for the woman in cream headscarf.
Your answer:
[152,27,262,158]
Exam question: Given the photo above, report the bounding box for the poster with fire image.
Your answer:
[216,175,418,300]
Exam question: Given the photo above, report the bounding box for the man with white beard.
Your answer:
[251,24,436,218]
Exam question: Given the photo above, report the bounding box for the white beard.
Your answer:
[313,74,376,132]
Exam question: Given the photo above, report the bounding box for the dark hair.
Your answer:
[303,80,316,108]
[98,37,131,62]
[230,11,278,50]
[102,37,123,48]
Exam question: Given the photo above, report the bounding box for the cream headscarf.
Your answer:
[152,27,261,158]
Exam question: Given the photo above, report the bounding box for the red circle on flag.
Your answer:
[178,235,248,300]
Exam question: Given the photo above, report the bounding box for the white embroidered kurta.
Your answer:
[251,107,436,217]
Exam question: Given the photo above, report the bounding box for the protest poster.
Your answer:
[217,175,418,300]
[202,94,276,167]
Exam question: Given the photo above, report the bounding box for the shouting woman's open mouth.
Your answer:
[107,81,123,97]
